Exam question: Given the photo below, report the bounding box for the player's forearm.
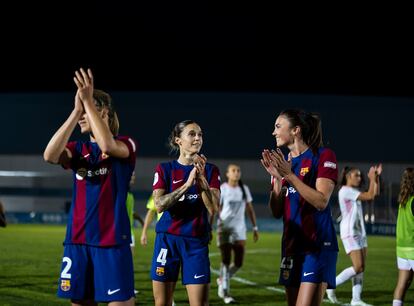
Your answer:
[201,189,219,215]
[83,100,117,154]
[246,204,257,227]
[155,185,190,213]
[43,110,80,164]
[284,174,330,210]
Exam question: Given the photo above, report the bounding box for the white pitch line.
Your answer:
[210,248,349,305]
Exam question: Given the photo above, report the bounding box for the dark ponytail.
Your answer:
[279,109,323,153]
[238,179,247,200]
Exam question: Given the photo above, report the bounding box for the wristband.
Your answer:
[252,226,258,231]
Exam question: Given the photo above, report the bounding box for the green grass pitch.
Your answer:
[0,224,408,305]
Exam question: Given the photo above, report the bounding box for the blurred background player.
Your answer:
[215,164,259,304]
[0,200,6,227]
[126,171,144,254]
[151,120,220,306]
[326,164,382,306]
[43,68,136,306]
[392,168,414,306]
[261,109,338,306]
[140,194,162,246]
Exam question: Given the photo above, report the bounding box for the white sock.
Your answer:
[221,264,230,293]
[352,272,363,301]
[336,266,357,286]
[393,299,403,306]
[229,264,240,278]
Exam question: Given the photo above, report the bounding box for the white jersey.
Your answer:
[338,186,366,239]
[219,182,253,230]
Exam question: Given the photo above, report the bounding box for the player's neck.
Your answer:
[228,180,238,187]
[177,153,195,165]
[289,141,309,158]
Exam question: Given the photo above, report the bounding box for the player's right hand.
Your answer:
[74,90,84,115]
[140,233,147,246]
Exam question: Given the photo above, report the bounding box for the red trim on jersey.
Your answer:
[98,167,116,246]
[72,179,86,243]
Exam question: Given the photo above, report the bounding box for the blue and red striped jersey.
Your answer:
[275,147,338,256]
[63,136,136,247]
[152,160,220,238]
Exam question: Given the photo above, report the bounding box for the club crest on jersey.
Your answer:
[282,269,290,280]
[60,279,71,291]
[300,167,309,176]
[156,266,165,276]
[76,168,87,180]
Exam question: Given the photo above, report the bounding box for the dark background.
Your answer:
[1,3,413,161]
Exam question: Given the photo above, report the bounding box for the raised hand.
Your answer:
[74,90,84,115]
[185,167,198,188]
[375,163,383,176]
[367,166,377,180]
[261,149,282,179]
[73,68,94,104]
[271,148,292,178]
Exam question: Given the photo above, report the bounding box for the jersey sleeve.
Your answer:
[317,148,338,184]
[62,141,79,169]
[116,136,137,166]
[341,187,361,202]
[209,165,221,189]
[244,185,253,203]
[152,164,167,190]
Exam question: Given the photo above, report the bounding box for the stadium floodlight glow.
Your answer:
[0,170,56,177]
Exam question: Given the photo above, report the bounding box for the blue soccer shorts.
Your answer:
[151,232,210,285]
[57,243,134,302]
[301,250,337,289]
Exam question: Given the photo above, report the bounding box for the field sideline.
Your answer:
[0,224,407,306]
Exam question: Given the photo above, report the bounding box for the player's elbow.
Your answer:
[43,151,59,164]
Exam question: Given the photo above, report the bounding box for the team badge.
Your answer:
[60,279,71,291]
[300,167,309,176]
[156,266,165,276]
[76,168,87,180]
[282,269,290,280]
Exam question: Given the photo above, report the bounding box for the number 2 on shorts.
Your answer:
[61,257,72,279]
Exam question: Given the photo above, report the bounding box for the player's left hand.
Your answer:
[272,149,292,178]
[74,68,94,105]
[253,229,259,242]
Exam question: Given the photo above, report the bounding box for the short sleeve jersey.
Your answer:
[276,147,339,256]
[219,183,253,229]
[152,160,220,238]
[64,136,136,247]
[338,186,365,238]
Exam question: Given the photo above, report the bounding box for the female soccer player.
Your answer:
[392,168,414,306]
[44,68,136,306]
[151,120,220,306]
[216,164,259,304]
[326,164,382,306]
[261,109,338,306]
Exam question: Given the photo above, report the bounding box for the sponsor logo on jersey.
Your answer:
[76,167,109,180]
[288,187,297,194]
[323,161,337,169]
[156,266,165,276]
[300,167,309,176]
[76,168,87,180]
[186,194,199,200]
[60,279,71,291]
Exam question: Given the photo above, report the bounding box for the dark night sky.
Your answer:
[1,3,413,97]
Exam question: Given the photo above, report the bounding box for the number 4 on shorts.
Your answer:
[157,248,168,266]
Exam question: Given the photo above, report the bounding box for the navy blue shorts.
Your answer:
[57,244,134,302]
[301,250,337,288]
[278,255,304,288]
[151,232,210,285]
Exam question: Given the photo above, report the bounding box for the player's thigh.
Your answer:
[186,284,210,306]
[153,281,176,306]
